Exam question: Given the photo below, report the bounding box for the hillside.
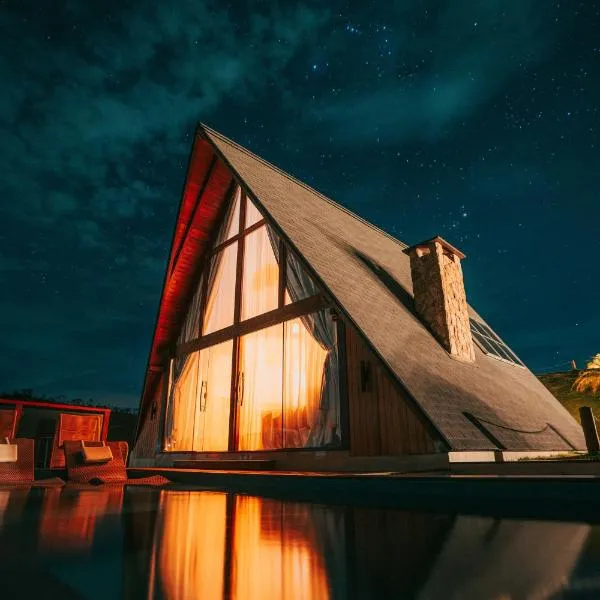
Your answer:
[538,371,600,425]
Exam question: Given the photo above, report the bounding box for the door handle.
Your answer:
[237,372,244,406]
[199,380,208,412]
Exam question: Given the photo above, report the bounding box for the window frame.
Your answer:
[469,318,525,368]
[164,187,344,453]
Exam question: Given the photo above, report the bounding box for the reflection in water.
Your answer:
[147,492,592,600]
[0,487,598,599]
[157,492,227,599]
[0,488,30,531]
[38,487,124,551]
[231,496,332,600]
[155,492,336,600]
[418,517,590,600]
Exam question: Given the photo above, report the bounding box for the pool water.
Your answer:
[1,486,599,599]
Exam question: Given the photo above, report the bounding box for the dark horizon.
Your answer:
[1,2,598,408]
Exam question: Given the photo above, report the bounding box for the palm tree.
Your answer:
[574,354,600,395]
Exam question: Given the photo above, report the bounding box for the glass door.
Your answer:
[236,324,284,450]
[198,340,233,452]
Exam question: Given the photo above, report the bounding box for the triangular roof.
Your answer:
[136,124,584,452]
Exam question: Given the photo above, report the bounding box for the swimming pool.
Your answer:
[1,486,598,599]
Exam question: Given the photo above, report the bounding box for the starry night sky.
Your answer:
[1,1,599,408]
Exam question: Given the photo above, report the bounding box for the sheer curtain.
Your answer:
[245,197,263,228]
[202,186,242,335]
[199,340,233,452]
[177,275,203,346]
[167,189,242,450]
[285,249,319,304]
[164,352,200,451]
[176,186,241,345]
[241,225,279,321]
[295,311,340,447]
[283,318,329,448]
[203,241,238,335]
[223,186,241,241]
[238,324,283,450]
[285,250,340,447]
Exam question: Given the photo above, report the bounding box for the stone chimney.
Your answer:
[403,236,475,363]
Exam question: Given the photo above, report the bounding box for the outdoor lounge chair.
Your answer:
[49,412,104,469]
[0,409,18,441]
[0,438,64,487]
[63,440,169,485]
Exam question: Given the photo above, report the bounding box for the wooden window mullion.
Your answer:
[228,192,247,451]
[278,239,287,309]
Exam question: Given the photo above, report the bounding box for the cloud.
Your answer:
[308,1,571,145]
[0,1,332,402]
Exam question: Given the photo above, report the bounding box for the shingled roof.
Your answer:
[137,123,585,452]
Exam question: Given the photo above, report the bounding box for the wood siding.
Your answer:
[345,322,442,455]
[349,508,452,598]
[131,374,165,461]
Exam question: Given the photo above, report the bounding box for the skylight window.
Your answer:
[469,319,524,367]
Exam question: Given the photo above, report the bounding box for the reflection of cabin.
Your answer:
[121,489,589,600]
[0,398,110,468]
[131,124,585,471]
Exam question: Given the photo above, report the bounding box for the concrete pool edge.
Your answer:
[127,467,600,519]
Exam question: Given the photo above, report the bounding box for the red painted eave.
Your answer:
[136,135,233,431]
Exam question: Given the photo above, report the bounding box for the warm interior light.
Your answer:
[158,492,227,600]
[233,495,330,600]
[157,492,330,600]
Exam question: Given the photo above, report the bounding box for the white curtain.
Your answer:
[238,324,283,450]
[296,311,341,447]
[285,248,319,304]
[245,197,263,229]
[283,318,329,448]
[164,352,200,451]
[200,340,233,452]
[203,241,238,335]
[176,186,241,346]
[241,225,279,321]
[223,186,241,241]
[177,274,203,346]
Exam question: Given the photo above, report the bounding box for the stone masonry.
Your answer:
[403,237,475,363]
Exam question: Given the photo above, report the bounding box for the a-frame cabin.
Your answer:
[130,124,585,471]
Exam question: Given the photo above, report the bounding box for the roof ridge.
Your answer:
[199,122,408,250]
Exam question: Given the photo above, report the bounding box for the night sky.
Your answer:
[1,1,599,408]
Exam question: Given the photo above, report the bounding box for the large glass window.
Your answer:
[236,310,340,451]
[203,242,237,335]
[241,226,279,321]
[178,275,203,345]
[164,340,233,452]
[222,186,241,242]
[237,324,284,451]
[166,190,340,453]
[165,352,200,451]
[285,249,320,305]
[283,313,339,448]
[245,197,263,228]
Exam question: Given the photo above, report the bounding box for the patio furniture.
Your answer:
[63,441,169,486]
[0,438,64,487]
[49,413,103,469]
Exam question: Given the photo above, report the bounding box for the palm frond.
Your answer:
[586,353,600,370]
[573,370,600,395]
